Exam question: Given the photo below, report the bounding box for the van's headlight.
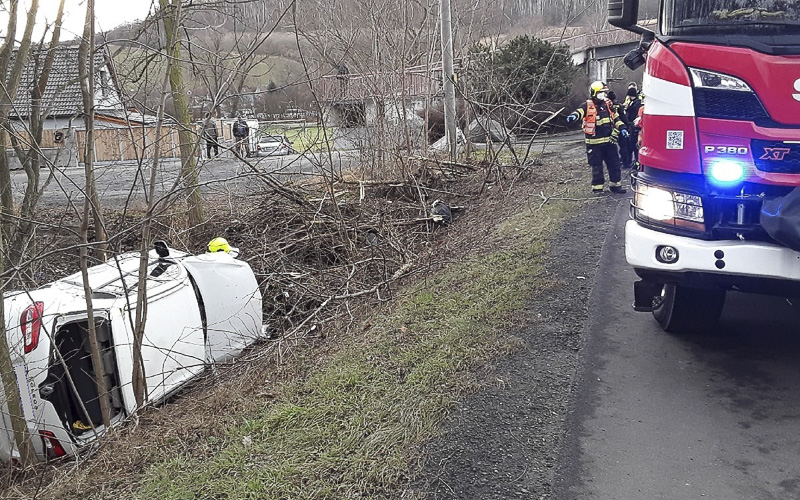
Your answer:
[633,181,704,232]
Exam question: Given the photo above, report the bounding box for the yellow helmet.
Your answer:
[590,80,608,97]
[208,237,232,253]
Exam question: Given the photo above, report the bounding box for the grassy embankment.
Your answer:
[134,160,587,499]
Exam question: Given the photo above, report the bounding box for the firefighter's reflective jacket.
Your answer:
[569,98,626,145]
[624,93,644,128]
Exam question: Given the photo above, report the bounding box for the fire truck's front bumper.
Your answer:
[626,220,800,292]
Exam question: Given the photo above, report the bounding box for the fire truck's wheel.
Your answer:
[651,284,726,333]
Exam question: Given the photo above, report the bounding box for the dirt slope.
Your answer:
[410,189,624,498]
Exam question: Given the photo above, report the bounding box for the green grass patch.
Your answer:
[136,185,580,499]
[258,125,335,153]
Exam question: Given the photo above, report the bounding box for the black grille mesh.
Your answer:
[694,88,769,121]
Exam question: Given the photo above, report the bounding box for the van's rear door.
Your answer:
[181,253,263,363]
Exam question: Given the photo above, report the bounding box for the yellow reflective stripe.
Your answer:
[592,184,604,190]
[575,108,586,119]
[595,117,613,126]
[609,181,622,187]
[585,136,613,144]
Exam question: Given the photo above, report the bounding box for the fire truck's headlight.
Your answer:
[674,192,704,222]
[689,68,752,92]
[637,185,674,221]
[633,181,704,231]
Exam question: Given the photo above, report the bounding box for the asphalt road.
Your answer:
[13,133,585,209]
[556,201,800,499]
[13,150,359,208]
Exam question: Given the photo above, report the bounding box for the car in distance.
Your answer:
[254,134,294,156]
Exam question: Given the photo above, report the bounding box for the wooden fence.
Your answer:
[76,127,182,163]
[3,126,184,164]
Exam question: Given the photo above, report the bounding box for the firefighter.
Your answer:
[608,89,632,169]
[623,82,644,168]
[566,81,629,194]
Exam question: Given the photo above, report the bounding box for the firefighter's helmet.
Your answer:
[589,81,608,98]
[208,237,239,257]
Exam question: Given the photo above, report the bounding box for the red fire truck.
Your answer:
[610,0,800,332]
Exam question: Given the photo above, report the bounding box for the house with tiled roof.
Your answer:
[11,45,122,122]
[8,45,180,165]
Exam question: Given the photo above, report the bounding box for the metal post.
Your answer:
[439,0,457,159]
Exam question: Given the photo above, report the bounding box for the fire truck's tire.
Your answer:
[651,284,726,333]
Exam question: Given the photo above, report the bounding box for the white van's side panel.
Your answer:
[182,253,263,363]
[0,359,76,462]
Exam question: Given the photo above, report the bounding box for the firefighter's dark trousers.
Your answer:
[619,131,640,168]
[619,136,633,168]
[587,142,622,191]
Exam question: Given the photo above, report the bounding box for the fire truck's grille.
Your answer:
[751,140,800,173]
[694,89,769,121]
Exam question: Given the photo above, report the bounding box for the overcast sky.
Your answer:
[8,0,156,40]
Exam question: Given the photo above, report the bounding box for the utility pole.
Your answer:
[439,0,457,159]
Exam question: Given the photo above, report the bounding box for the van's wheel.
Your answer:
[651,284,726,333]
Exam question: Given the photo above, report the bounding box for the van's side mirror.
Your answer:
[608,0,639,29]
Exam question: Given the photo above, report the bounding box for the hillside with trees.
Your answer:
[98,0,658,120]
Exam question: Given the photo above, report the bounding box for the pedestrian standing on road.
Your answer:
[623,82,644,168]
[566,81,629,194]
[233,117,250,157]
[202,113,219,159]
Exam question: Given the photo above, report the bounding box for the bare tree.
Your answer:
[77,0,112,429]
[159,0,204,229]
[0,0,43,466]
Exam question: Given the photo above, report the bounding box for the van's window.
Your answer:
[663,0,800,36]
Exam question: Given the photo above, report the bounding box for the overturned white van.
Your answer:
[0,243,263,462]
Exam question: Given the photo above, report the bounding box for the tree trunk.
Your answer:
[78,0,112,429]
[8,0,66,268]
[0,0,39,236]
[0,273,35,464]
[0,0,42,466]
[160,0,204,230]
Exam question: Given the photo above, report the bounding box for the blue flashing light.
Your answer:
[708,160,745,185]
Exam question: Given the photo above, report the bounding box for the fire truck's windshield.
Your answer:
[663,0,800,35]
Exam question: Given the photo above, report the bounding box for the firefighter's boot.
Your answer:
[609,181,627,194]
